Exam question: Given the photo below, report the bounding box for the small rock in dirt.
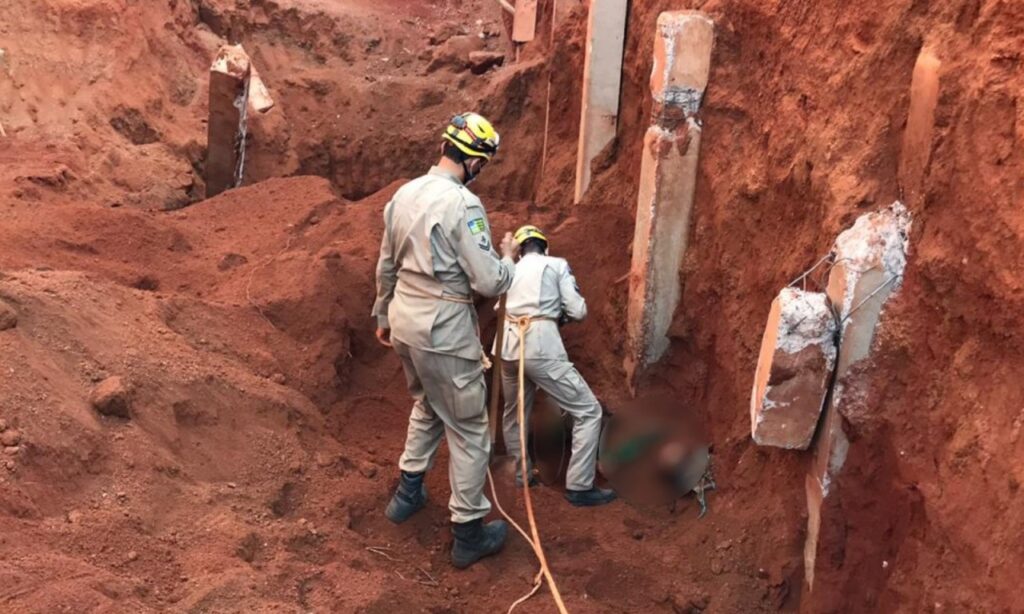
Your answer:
[236,532,262,563]
[66,510,83,524]
[3,446,19,455]
[0,429,21,446]
[632,529,645,540]
[270,373,287,385]
[131,275,159,291]
[0,418,7,431]
[0,300,17,331]
[90,376,132,419]
[672,593,710,613]
[126,550,139,562]
[429,22,464,45]
[4,460,14,471]
[218,253,249,271]
[315,452,334,468]
[0,427,19,446]
[468,50,505,74]
[358,461,378,479]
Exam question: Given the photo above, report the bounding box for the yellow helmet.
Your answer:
[442,112,500,160]
[514,225,548,246]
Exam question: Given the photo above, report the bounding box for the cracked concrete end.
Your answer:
[804,201,912,590]
[751,288,837,450]
[650,11,714,114]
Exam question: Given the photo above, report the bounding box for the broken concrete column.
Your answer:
[750,288,837,450]
[207,45,252,198]
[512,0,538,43]
[573,0,628,204]
[899,46,941,209]
[625,11,714,389]
[248,66,275,115]
[804,201,911,589]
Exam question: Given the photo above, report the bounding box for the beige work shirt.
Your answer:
[373,167,515,360]
[498,252,587,362]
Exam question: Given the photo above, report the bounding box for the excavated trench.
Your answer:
[1,0,1022,612]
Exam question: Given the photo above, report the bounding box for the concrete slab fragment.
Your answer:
[573,0,628,203]
[206,45,251,198]
[512,0,538,43]
[751,288,837,450]
[804,201,912,589]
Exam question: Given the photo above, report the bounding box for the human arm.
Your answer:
[558,261,587,322]
[371,200,397,341]
[453,200,516,298]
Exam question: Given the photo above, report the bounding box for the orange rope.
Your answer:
[512,315,568,613]
[484,314,569,614]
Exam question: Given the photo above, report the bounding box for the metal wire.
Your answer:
[838,274,901,324]
[787,253,834,290]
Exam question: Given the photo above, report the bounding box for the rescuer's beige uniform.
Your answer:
[497,252,602,492]
[373,166,514,523]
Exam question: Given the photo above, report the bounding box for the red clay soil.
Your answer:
[1,0,1022,613]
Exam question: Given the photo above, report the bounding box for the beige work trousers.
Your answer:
[393,340,492,523]
[501,359,602,492]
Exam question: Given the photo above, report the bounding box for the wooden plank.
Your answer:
[512,0,538,43]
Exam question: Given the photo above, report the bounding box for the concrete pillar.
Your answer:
[899,46,941,208]
[624,11,714,389]
[206,45,252,198]
[804,202,911,589]
[750,288,837,450]
[512,0,538,43]
[573,0,628,204]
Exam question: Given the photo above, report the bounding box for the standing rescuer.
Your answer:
[372,112,517,569]
[499,225,617,507]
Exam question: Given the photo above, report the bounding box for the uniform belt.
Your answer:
[397,285,473,304]
[505,314,557,324]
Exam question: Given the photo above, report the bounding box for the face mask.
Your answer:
[461,159,481,185]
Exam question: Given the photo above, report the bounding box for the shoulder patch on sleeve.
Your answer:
[467,218,486,235]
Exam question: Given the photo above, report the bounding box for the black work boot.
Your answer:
[564,486,617,507]
[385,471,427,524]
[450,518,508,569]
[515,472,539,488]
